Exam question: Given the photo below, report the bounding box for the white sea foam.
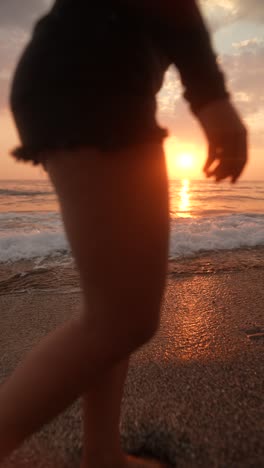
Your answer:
[0,212,263,263]
[0,231,69,263]
[169,213,264,258]
[1,180,264,263]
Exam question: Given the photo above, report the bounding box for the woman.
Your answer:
[0,0,247,466]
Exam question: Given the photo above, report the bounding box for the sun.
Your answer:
[177,153,194,169]
[164,138,203,179]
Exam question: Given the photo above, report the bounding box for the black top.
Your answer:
[50,0,229,115]
[115,0,229,114]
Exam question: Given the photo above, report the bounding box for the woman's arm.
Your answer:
[119,0,229,115]
[119,1,247,184]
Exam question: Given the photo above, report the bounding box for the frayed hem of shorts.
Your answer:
[10,131,169,167]
[10,141,97,168]
[11,147,45,166]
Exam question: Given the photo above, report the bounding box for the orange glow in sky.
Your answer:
[0,1,264,181]
[164,137,204,180]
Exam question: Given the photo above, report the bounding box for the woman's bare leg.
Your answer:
[46,143,170,468]
[0,143,169,467]
[80,357,130,467]
[80,356,169,468]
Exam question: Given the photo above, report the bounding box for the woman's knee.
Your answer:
[126,310,161,348]
[80,302,161,359]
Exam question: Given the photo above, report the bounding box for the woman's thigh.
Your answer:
[45,143,170,337]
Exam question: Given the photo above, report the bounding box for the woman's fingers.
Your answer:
[204,131,247,183]
[203,144,216,174]
[197,99,248,183]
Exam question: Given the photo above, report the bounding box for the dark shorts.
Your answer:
[10,1,170,167]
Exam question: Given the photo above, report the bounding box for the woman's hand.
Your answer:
[197,99,248,183]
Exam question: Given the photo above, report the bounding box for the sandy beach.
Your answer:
[0,266,263,467]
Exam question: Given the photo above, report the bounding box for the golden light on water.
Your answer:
[169,178,193,219]
[179,179,191,218]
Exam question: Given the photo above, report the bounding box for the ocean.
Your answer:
[0,178,264,294]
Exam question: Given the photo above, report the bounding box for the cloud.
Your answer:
[0,0,52,30]
[235,0,264,22]
[156,66,206,142]
[218,38,264,150]
[232,37,264,49]
[199,0,238,31]
[222,38,264,116]
[156,35,264,148]
[0,1,53,107]
[200,0,264,31]
[198,1,264,148]
[159,35,264,121]
[0,27,30,109]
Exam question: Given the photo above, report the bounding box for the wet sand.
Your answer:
[0,268,263,467]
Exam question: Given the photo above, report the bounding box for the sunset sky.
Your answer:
[0,0,263,180]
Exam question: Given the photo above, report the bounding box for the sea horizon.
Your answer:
[0,179,263,289]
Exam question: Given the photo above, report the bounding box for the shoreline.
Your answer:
[0,246,264,300]
[0,268,263,467]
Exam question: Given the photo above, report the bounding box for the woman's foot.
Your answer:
[125,454,170,467]
[81,453,170,468]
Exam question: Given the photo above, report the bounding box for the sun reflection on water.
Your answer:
[179,179,191,218]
